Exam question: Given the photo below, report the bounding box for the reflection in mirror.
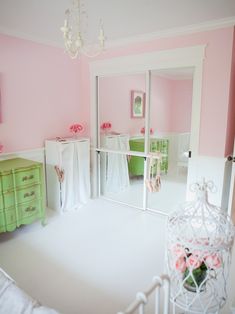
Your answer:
[147,67,194,213]
[100,151,144,208]
[98,73,146,152]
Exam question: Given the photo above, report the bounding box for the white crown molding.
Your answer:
[0,26,63,49]
[0,16,234,51]
[106,16,235,49]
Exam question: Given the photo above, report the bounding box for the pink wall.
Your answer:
[150,76,172,133]
[99,74,145,136]
[151,76,192,133]
[83,27,235,157]
[0,27,234,157]
[0,34,83,153]
[170,79,193,133]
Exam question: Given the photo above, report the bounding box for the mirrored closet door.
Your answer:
[94,65,199,214]
[146,68,194,214]
[91,46,205,215]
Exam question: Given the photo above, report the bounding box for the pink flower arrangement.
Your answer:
[100,122,112,131]
[0,143,3,153]
[171,244,222,290]
[69,123,84,135]
[140,127,154,135]
[172,244,222,272]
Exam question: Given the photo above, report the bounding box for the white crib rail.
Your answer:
[117,275,170,314]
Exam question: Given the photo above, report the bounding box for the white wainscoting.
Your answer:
[187,155,231,210]
[0,148,45,163]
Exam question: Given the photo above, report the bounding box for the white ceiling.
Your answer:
[0,0,235,47]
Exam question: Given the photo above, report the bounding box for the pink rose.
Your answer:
[101,122,112,130]
[174,256,187,273]
[140,127,154,135]
[140,127,145,134]
[69,123,84,134]
[186,255,202,269]
[205,254,222,269]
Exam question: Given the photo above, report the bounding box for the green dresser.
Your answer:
[0,158,45,233]
[129,138,169,176]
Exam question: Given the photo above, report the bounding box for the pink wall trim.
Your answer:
[84,27,234,157]
[0,34,82,153]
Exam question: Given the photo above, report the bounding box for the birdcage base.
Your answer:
[183,282,206,293]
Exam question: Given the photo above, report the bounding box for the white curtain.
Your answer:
[59,140,90,212]
[75,140,91,204]
[102,134,130,194]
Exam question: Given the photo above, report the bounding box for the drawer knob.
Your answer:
[25,206,36,212]
[24,191,35,198]
[22,175,34,181]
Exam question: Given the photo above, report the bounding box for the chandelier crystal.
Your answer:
[60,0,105,59]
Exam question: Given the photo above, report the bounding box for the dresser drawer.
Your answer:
[5,208,17,225]
[1,173,14,192]
[0,194,3,210]
[2,184,42,209]
[15,166,41,188]
[16,184,41,205]
[18,199,41,219]
[2,190,15,209]
[0,211,5,227]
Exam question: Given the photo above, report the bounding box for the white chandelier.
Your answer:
[60,0,105,59]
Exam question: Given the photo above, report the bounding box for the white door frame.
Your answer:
[90,45,205,201]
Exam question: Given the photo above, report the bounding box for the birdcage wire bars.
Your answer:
[167,180,234,314]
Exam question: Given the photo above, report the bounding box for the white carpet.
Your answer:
[0,199,167,314]
[102,173,187,214]
[0,198,234,314]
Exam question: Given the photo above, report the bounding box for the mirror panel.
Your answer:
[147,68,194,213]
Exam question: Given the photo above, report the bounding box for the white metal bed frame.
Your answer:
[117,274,170,314]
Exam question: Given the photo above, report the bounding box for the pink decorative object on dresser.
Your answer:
[140,127,154,135]
[69,123,84,138]
[100,122,112,134]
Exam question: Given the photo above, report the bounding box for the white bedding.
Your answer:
[0,268,59,314]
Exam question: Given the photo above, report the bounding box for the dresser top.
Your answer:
[129,138,168,143]
[0,158,41,173]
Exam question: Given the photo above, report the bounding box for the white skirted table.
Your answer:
[45,138,90,212]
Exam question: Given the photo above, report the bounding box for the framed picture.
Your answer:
[131,90,145,118]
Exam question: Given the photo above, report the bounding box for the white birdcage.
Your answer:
[167,180,235,314]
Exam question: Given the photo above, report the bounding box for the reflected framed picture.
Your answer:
[131,90,145,118]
